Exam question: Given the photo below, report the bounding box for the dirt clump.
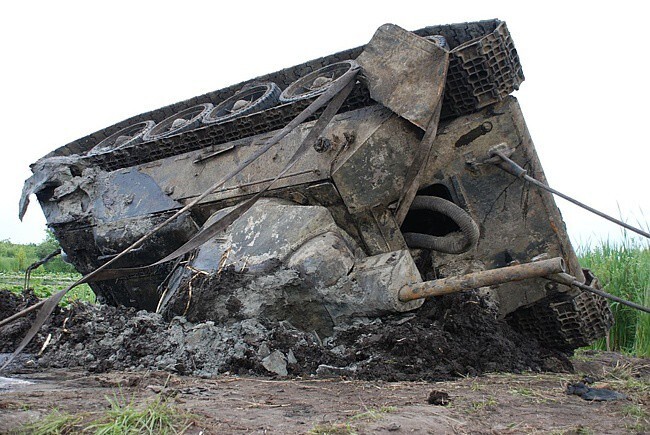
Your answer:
[1,285,572,380]
[0,289,56,354]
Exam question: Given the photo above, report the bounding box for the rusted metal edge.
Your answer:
[398,257,566,302]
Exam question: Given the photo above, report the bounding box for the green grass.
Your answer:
[308,422,357,435]
[578,235,649,356]
[307,406,395,434]
[17,409,83,434]
[0,271,95,305]
[468,396,498,412]
[350,406,396,421]
[19,393,195,435]
[622,403,650,433]
[86,393,193,435]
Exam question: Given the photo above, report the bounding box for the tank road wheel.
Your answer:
[279,60,359,103]
[143,103,213,141]
[203,82,280,124]
[87,120,155,155]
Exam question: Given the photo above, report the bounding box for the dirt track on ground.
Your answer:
[1,352,648,434]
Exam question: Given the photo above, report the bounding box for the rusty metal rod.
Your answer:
[24,248,61,291]
[398,257,566,302]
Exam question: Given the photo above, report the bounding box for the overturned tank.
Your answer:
[20,19,612,351]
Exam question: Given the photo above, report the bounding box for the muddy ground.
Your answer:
[1,290,648,433]
[1,352,648,434]
[0,287,569,381]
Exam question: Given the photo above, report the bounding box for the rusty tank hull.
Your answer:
[20,19,612,350]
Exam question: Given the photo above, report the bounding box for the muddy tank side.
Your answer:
[20,19,611,351]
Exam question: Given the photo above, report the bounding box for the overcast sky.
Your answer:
[1,1,648,247]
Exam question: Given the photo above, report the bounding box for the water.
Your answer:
[0,376,32,392]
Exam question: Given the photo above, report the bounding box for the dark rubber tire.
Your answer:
[203,82,280,124]
[279,60,359,103]
[88,120,155,155]
[143,104,213,142]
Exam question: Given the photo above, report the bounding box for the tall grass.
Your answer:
[87,393,194,435]
[19,392,196,434]
[578,234,650,357]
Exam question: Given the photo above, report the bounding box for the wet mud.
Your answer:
[0,283,572,381]
[0,289,56,354]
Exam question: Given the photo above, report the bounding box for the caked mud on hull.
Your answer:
[20,19,611,350]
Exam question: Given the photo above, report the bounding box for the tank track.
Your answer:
[46,19,523,172]
[507,271,614,351]
[438,21,524,118]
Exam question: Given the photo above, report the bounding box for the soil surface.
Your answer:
[1,290,648,433]
[0,352,648,434]
[0,289,569,380]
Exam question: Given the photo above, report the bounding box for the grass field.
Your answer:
[0,271,95,305]
[578,236,650,357]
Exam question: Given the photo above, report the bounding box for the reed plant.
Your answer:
[578,233,649,357]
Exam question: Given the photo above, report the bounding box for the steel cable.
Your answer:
[492,150,650,239]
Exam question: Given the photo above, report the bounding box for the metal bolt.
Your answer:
[545,282,558,291]
[314,137,332,153]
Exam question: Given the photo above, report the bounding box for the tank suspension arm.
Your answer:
[490,147,650,239]
[398,257,566,302]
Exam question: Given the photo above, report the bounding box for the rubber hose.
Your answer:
[402,195,480,254]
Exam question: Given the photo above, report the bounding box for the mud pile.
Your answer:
[0,286,571,381]
[0,289,53,354]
